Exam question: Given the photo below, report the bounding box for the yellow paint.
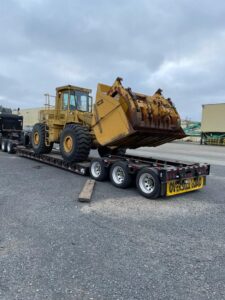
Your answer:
[166,177,204,196]
[63,136,73,153]
[33,77,185,150]
[34,132,40,145]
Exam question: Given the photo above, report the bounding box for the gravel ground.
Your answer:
[0,143,225,300]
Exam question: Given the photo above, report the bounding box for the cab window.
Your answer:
[70,93,76,110]
[62,93,69,110]
[75,92,88,112]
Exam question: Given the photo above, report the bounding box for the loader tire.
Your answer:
[32,123,53,154]
[60,124,91,162]
[115,148,126,156]
[21,132,31,147]
[98,147,126,157]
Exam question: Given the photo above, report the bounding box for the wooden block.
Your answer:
[78,179,96,202]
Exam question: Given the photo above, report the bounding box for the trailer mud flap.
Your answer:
[166,176,204,196]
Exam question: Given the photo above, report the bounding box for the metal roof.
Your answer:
[56,85,92,94]
[202,103,225,107]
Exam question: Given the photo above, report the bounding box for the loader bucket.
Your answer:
[92,78,186,149]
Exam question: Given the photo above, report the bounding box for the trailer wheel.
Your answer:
[1,139,7,152]
[7,141,15,154]
[90,158,108,181]
[136,168,160,199]
[110,161,132,188]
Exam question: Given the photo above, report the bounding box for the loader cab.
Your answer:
[56,85,93,113]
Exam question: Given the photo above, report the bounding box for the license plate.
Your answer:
[166,177,204,196]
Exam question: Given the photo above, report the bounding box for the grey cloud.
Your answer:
[0,0,225,120]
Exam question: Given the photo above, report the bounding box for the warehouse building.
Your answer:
[201,103,225,145]
[19,107,43,128]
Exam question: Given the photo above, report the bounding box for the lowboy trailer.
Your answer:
[15,147,210,199]
[0,80,210,199]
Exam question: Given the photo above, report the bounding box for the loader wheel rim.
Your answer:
[139,173,155,194]
[64,136,73,153]
[112,166,125,184]
[34,132,40,145]
[91,161,102,178]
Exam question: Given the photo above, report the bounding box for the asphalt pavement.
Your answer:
[0,143,225,300]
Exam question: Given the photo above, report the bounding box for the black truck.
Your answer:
[0,106,24,153]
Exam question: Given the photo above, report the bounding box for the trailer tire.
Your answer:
[110,161,132,188]
[1,139,7,152]
[7,141,15,154]
[136,168,160,199]
[90,158,108,181]
[60,124,91,162]
[32,123,52,154]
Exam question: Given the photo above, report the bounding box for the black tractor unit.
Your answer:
[0,106,24,153]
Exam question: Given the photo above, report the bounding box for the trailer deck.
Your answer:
[16,147,90,175]
[15,147,210,199]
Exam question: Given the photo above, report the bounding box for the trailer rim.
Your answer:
[91,161,102,178]
[111,166,125,184]
[138,173,155,194]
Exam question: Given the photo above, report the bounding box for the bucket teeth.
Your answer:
[93,78,186,148]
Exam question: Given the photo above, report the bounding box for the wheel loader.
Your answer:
[31,77,185,162]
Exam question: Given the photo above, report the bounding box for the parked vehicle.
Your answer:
[0,80,210,199]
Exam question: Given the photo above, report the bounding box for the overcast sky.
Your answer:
[0,0,225,120]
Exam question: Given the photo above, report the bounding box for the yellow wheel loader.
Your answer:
[31,77,185,162]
